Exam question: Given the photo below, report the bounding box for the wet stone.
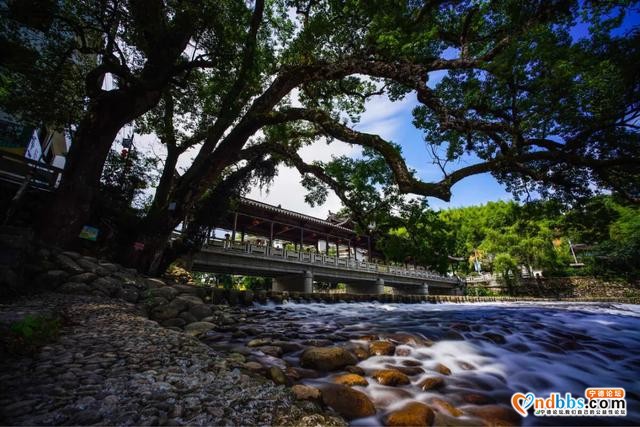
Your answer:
[369,340,396,356]
[385,402,435,427]
[333,373,369,387]
[300,347,358,371]
[384,364,424,376]
[434,363,452,375]
[321,384,376,420]
[429,398,463,418]
[268,366,288,385]
[418,376,445,390]
[291,384,321,401]
[372,369,410,386]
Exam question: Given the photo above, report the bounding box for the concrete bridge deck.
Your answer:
[192,240,461,295]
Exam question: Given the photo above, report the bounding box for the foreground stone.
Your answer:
[333,373,369,387]
[384,402,435,426]
[372,369,410,386]
[418,376,445,390]
[300,347,358,371]
[291,385,322,401]
[0,294,341,426]
[321,384,376,420]
[369,340,396,356]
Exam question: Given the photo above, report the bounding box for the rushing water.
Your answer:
[206,301,640,426]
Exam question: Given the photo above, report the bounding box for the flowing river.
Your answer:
[203,301,640,426]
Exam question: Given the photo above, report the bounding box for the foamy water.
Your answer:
[249,301,640,425]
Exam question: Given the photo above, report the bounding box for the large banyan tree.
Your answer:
[2,0,638,272]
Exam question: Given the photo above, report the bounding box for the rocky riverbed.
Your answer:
[2,251,639,426]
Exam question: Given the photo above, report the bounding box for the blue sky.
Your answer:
[249,5,640,217]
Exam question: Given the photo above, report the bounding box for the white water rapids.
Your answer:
[251,301,640,426]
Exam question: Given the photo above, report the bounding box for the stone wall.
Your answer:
[465,276,640,299]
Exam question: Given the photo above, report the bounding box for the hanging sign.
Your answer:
[79,225,99,241]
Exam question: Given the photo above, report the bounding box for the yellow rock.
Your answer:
[418,376,445,390]
[369,341,396,356]
[385,402,435,426]
[321,384,376,420]
[372,369,410,386]
[333,373,369,386]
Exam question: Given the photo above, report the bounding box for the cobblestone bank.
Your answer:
[0,293,343,426]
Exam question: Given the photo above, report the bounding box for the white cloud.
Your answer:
[248,94,416,218]
[247,138,359,217]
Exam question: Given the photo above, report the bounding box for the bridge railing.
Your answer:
[203,238,457,283]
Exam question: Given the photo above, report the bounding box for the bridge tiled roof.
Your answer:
[238,198,356,234]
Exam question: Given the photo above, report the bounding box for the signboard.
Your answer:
[79,225,99,241]
[133,242,145,251]
[0,118,34,156]
[25,130,42,161]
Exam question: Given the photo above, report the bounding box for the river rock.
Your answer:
[91,277,120,296]
[117,287,139,303]
[55,255,85,274]
[76,258,103,274]
[395,347,412,357]
[271,340,303,353]
[482,332,507,344]
[184,321,216,336]
[385,364,424,376]
[418,377,445,390]
[151,305,181,321]
[291,384,321,401]
[372,369,410,386]
[357,334,379,341]
[257,345,283,357]
[189,304,212,320]
[434,363,452,375]
[37,269,69,288]
[179,311,198,324]
[68,272,98,283]
[458,361,476,370]
[464,405,521,425]
[321,384,376,420]
[61,251,81,259]
[462,392,494,405]
[268,366,288,385]
[244,361,264,372]
[58,282,90,295]
[302,339,334,347]
[333,373,368,386]
[248,338,272,347]
[428,398,462,417]
[369,341,396,356]
[151,287,179,301]
[386,333,424,346]
[300,347,357,371]
[384,402,435,427]
[288,367,322,379]
[174,294,205,308]
[146,296,169,308]
[161,318,186,328]
[345,365,366,375]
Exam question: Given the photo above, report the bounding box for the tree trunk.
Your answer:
[151,145,179,210]
[39,115,121,247]
[39,91,162,247]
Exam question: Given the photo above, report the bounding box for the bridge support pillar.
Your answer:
[392,283,429,295]
[346,277,385,295]
[272,270,313,293]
